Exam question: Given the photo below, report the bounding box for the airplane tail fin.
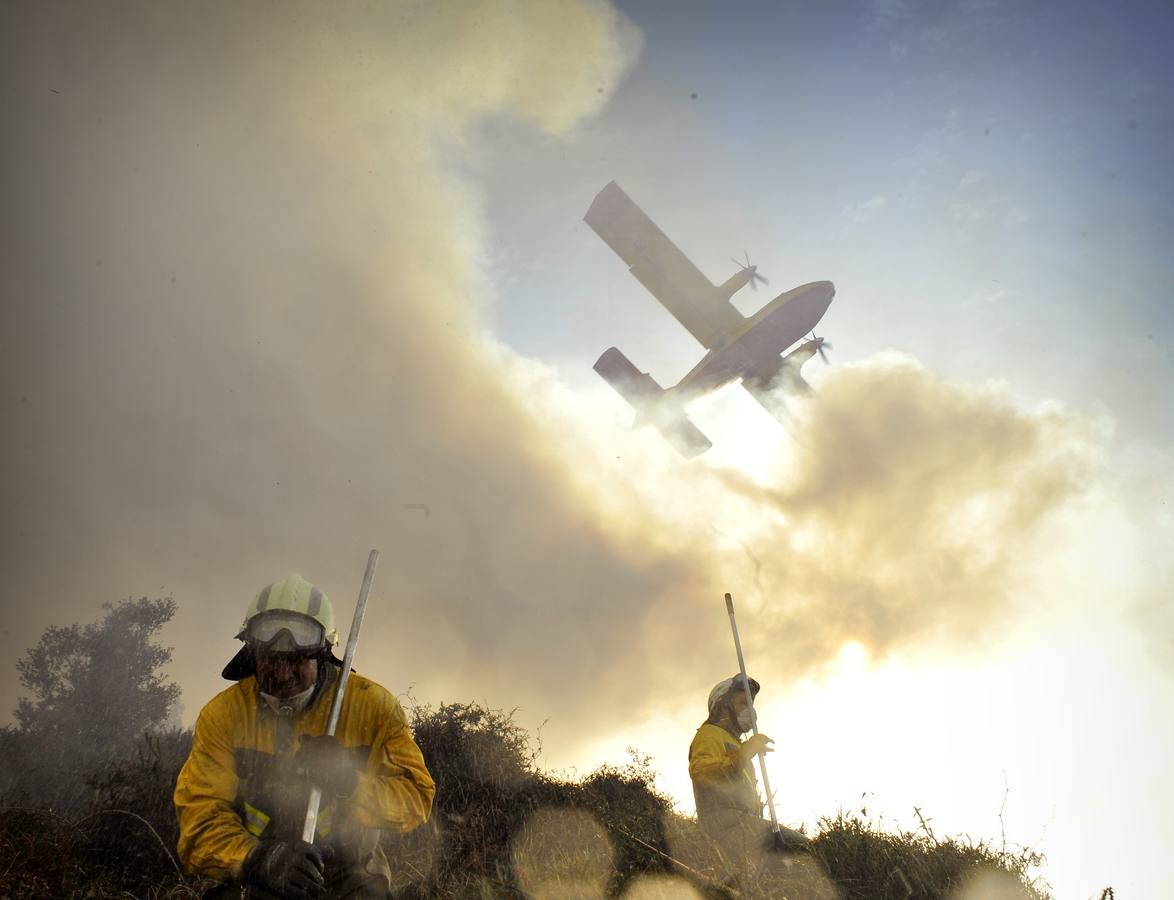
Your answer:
[594,347,712,457]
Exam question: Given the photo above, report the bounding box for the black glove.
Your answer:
[769,826,812,854]
[242,839,327,899]
[297,734,361,799]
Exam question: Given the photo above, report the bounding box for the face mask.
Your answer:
[260,684,315,716]
[736,705,757,734]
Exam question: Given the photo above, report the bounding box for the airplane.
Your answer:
[584,180,836,456]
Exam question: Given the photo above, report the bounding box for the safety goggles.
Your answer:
[246,611,326,652]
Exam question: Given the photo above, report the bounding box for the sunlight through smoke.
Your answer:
[775,855,842,900]
[950,868,1038,899]
[512,807,615,900]
[620,874,705,899]
[836,639,869,672]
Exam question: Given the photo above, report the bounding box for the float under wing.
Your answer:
[584,181,742,350]
[740,340,820,420]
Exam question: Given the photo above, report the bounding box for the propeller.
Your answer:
[809,332,833,364]
[730,251,769,291]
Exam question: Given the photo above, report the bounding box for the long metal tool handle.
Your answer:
[302,549,380,843]
[725,592,781,837]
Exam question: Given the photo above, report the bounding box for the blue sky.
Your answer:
[482,0,1174,440]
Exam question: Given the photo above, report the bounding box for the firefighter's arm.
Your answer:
[347,688,436,831]
[737,732,774,764]
[688,728,742,785]
[173,700,258,880]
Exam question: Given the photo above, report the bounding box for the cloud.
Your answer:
[1004,205,1029,226]
[868,0,913,27]
[0,0,650,737]
[964,286,1008,306]
[868,0,1010,46]
[846,195,889,224]
[687,355,1100,678]
[0,0,1150,770]
[948,165,1029,228]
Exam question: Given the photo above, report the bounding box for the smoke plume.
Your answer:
[0,1,1113,757]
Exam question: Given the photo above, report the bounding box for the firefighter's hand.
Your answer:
[297,734,361,799]
[242,839,327,900]
[740,733,774,761]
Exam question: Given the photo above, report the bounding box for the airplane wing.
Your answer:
[585,181,743,350]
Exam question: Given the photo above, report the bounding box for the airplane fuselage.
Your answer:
[671,280,835,399]
[584,180,836,454]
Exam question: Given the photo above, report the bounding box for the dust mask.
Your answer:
[736,705,757,734]
[260,684,315,716]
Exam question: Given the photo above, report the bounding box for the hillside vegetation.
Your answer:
[0,600,1087,898]
[1,699,1064,899]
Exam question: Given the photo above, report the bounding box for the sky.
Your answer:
[1,1,1172,897]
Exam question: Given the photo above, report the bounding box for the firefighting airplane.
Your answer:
[585,181,835,456]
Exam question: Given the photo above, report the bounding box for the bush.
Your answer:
[0,729,203,899]
[809,813,1049,900]
[2,696,1078,898]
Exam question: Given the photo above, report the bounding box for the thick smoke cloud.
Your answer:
[0,0,658,740]
[0,1,1116,758]
[696,356,1100,677]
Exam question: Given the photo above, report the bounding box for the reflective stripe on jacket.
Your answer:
[173,667,435,881]
[688,722,760,831]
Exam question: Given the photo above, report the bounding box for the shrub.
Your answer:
[2,695,1076,898]
[809,812,1049,900]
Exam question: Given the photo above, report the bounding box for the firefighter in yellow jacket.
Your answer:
[688,674,807,870]
[174,574,435,899]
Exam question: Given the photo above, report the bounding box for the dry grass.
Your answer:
[0,701,1081,899]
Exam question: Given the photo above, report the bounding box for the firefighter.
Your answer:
[174,574,435,899]
[688,674,808,872]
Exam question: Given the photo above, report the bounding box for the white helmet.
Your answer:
[236,574,338,649]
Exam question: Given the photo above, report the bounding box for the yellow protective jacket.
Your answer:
[174,666,435,882]
[688,722,761,832]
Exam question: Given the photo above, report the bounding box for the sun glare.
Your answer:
[689,384,795,481]
[836,639,869,672]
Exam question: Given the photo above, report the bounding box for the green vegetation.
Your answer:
[0,602,1093,898]
[2,596,181,810]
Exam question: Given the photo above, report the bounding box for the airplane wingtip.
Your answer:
[585,180,624,224]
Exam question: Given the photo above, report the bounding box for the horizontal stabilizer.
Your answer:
[594,346,665,410]
[594,347,713,457]
[659,417,713,458]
